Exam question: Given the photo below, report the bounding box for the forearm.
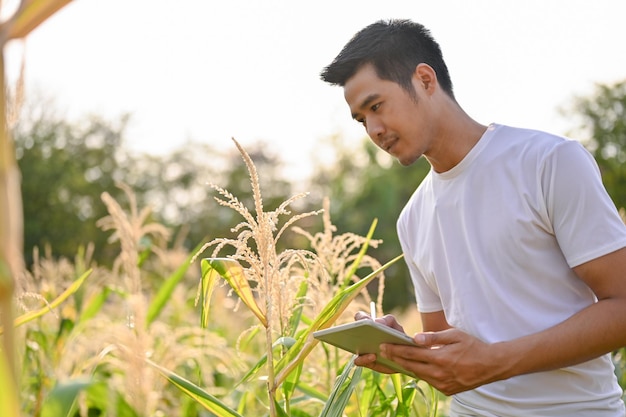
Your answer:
[495,297,626,380]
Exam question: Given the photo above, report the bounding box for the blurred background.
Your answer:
[8,0,626,310]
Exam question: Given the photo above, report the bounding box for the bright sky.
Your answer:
[6,0,626,182]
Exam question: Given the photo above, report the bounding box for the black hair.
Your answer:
[320,19,454,99]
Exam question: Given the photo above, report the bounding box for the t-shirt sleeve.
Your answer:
[543,140,626,267]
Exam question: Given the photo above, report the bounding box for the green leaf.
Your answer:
[200,258,267,327]
[198,259,219,328]
[290,409,316,417]
[282,359,303,406]
[274,253,403,386]
[391,373,403,403]
[319,357,363,417]
[274,398,291,417]
[288,280,309,338]
[78,286,111,323]
[82,382,140,417]
[293,381,327,402]
[1,269,92,334]
[149,359,243,417]
[358,370,379,417]
[236,336,296,388]
[339,219,378,291]
[40,379,92,417]
[146,242,204,326]
[397,383,418,417]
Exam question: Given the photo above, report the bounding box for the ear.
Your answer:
[413,63,438,95]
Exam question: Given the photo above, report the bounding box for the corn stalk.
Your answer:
[0,1,73,415]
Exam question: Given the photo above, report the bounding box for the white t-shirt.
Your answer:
[397,124,626,416]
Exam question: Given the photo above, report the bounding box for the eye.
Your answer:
[356,117,366,127]
[371,103,381,112]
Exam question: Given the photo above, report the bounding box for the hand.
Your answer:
[353,312,410,375]
[378,328,504,395]
[354,311,406,332]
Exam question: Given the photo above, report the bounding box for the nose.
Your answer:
[365,116,385,142]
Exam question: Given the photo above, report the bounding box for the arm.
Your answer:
[420,310,451,332]
[499,245,626,372]
[378,247,626,395]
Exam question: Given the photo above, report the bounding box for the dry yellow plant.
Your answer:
[190,138,391,416]
[86,182,172,414]
[292,196,386,321]
[192,139,324,337]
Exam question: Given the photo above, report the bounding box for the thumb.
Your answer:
[413,329,457,348]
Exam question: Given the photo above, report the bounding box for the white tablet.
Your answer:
[313,320,418,378]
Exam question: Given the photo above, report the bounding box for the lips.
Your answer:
[381,137,398,152]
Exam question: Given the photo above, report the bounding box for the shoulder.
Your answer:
[491,124,578,152]
[488,124,595,172]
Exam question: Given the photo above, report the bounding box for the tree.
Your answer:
[15,104,131,265]
[125,139,297,254]
[15,100,298,267]
[564,79,626,209]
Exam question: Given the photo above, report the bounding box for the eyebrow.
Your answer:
[351,93,381,120]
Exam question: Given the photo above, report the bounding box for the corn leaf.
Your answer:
[274,254,403,386]
[358,370,379,417]
[287,280,308,338]
[391,373,403,402]
[0,348,19,417]
[407,379,439,417]
[146,242,204,326]
[40,379,91,417]
[200,258,267,327]
[77,286,111,324]
[0,0,74,44]
[0,269,91,334]
[339,218,378,291]
[198,259,219,328]
[319,357,363,417]
[293,381,327,403]
[282,358,303,407]
[149,359,243,417]
[236,336,296,388]
[274,398,290,417]
[398,382,418,417]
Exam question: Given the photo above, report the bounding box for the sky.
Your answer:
[5,0,626,182]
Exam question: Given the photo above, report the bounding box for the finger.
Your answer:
[354,311,372,321]
[354,354,398,374]
[354,353,377,366]
[380,343,432,364]
[376,314,405,332]
[413,329,459,348]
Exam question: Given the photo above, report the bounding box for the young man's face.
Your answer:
[343,63,434,166]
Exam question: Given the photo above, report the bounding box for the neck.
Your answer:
[424,104,487,173]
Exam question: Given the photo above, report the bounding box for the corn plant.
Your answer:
[144,138,439,416]
[8,135,444,415]
[0,2,73,416]
[15,182,233,416]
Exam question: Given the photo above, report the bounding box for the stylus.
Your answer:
[370,301,376,320]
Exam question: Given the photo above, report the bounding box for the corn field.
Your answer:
[1,3,624,416]
[4,133,441,416]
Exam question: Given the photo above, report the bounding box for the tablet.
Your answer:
[313,320,418,378]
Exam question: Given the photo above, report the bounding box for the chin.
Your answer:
[397,155,420,166]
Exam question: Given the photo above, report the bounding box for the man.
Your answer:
[320,19,626,416]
